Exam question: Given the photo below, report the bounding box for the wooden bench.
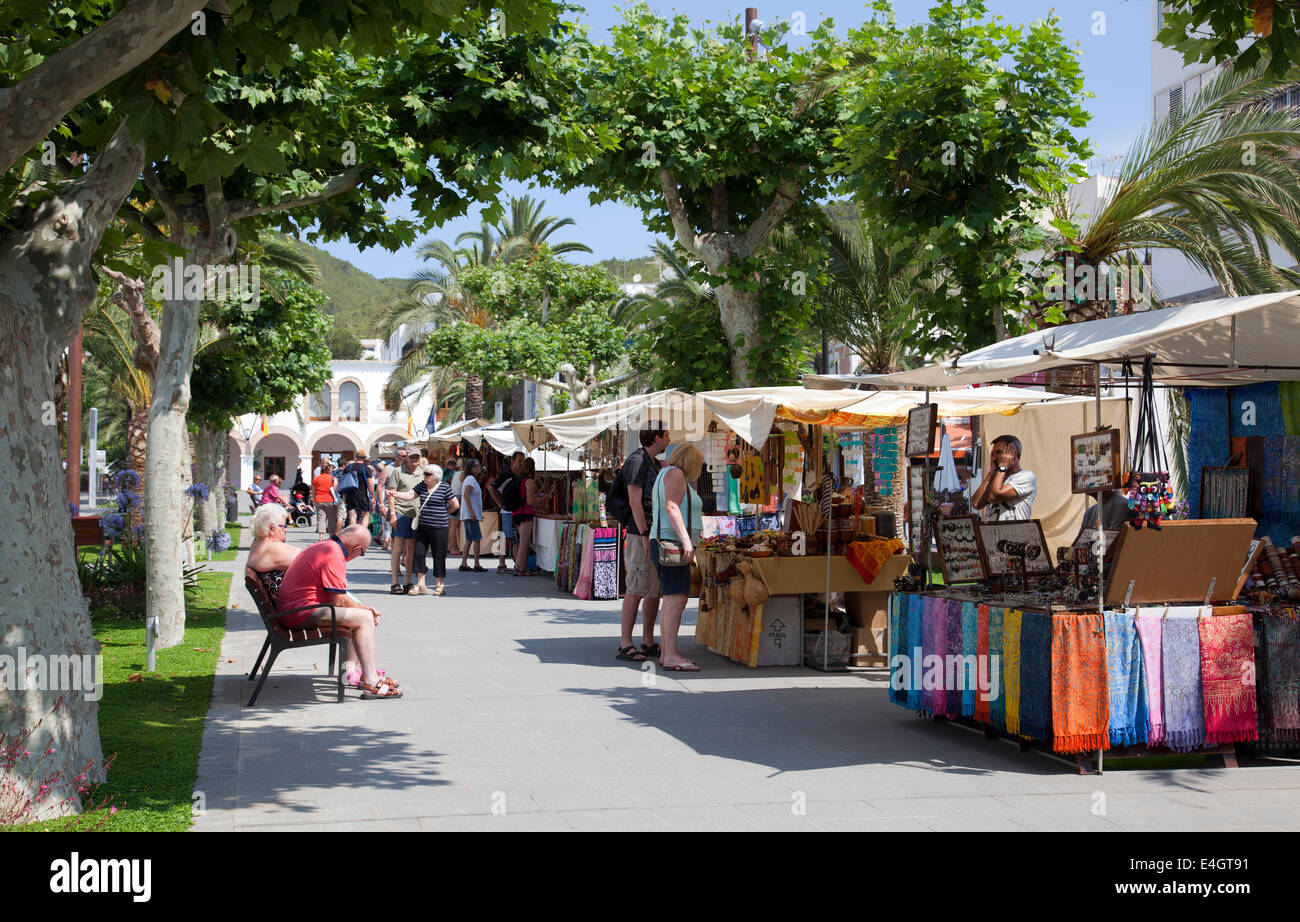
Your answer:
[71,515,105,547]
[243,574,353,706]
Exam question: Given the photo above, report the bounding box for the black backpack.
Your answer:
[606,467,631,527]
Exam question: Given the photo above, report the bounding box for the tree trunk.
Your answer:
[510,379,525,420]
[193,422,227,539]
[464,373,484,422]
[127,409,148,489]
[0,119,144,817]
[714,282,762,386]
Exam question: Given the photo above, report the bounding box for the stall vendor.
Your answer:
[1071,489,1132,542]
[971,435,1037,521]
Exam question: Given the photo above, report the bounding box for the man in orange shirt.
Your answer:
[312,459,339,539]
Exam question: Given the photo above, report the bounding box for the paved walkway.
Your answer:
[192,527,1300,831]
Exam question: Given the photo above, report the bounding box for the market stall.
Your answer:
[518,385,1088,666]
[873,291,1300,770]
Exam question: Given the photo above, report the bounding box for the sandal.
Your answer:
[344,667,386,688]
[402,583,413,594]
[640,642,661,658]
[661,662,700,672]
[412,585,427,595]
[458,565,471,572]
[433,586,445,596]
[472,565,487,572]
[390,584,404,595]
[359,677,403,699]
[616,645,648,662]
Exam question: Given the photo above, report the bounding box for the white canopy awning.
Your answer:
[514,385,1069,453]
[428,417,491,445]
[870,291,1300,388]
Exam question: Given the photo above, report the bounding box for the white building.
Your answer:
[227,356,437,490]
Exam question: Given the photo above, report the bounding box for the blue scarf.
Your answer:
[1018,610,1053,742]
[1105,610,1149,747]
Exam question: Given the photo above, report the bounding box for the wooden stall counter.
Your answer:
[696,548,912,668]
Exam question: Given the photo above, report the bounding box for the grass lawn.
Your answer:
[9,570,231,831]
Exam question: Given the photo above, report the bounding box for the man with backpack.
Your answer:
[337,450,372,529]
[488,451,526,573]
[608,425,669,663]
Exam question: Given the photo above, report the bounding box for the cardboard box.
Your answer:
[850,626,887,657]
[845,590,890,629]
[757,595,800,666]
[803,630,851,666]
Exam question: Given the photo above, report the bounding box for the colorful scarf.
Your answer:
[1199,612,1258,745]
[1260,613,1300,740]
[961,602,978,718]
[1018,610,1053,742]
[591,527,620,600]
[846,539,905,584]
[1003,609,1023,735]
[975,604,991,724]
[940,599,964,719]
[889,593,906,707]
[988,607,1006,731]
[574,526,595,599]
[1162,608,1207,753]
[1135,611,1165,746]
[929,596,946,716]
[1050,613,1111,753]
[906,594,924,710]
[1105,610,1149,748]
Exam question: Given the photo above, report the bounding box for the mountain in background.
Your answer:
[284,237,408,358]
[598,255,663,287]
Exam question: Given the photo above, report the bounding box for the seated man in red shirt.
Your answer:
[275,524,401,699]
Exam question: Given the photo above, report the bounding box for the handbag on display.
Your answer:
[655,475,694,568]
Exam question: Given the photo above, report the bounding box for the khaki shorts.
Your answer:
[624,532,661,599]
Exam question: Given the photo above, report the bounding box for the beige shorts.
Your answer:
[624,532,661,599]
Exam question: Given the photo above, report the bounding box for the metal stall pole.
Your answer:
[1095,362,1104,617]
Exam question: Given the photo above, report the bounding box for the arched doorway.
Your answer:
[310,430,363,476]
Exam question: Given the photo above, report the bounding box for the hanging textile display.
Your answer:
[1050,613,1111,753]
[906,594,924,710]
[1135,611,1166,746]
[592,526,619,600]
[961,601,978,718]
[1105,610,1149,747]
[890,594,908,707]
[974,604,992,724]
[988,607,1006,731]
[574,525,596,599]
[1003,609,1023,736]
[781,431,803,501]
[738,448,767,505]
[1258,612,1300,742]
[841,432,865,487]
[1018,610,1053,742]
[1162,608,1207,753]
[868,428,899,497]
[1198,611,1258,744]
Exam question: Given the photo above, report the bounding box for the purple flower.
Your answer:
[185,482,210,502]
[117,489,141,512]
[112,469,141,492]
[206,529,232,552]
[100,513,125,540]
[131,523,146,542]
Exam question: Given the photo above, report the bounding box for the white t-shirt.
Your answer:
[982,469,1037,521]
[460,475,483,520]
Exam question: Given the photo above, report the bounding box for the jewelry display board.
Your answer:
[933,514,987,583]
[905,403,938,459]
[1069,428,1122,494]
[977,519,1053,577]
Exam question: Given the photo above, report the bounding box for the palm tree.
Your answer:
[458,195,593,263]
[810,203,941,374]
[1035,62,1300,325]
[382,239,493,422]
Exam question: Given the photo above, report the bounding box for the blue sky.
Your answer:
[313,0,1154,280]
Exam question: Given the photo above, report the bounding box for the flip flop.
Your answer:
[640,642,662,658]
[661,663,700,672]
[616,645,647,662]
[390,584,404,594]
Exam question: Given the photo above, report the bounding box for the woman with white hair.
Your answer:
[245,503,301,604]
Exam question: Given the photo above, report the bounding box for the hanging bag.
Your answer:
[1124,356,1173,530]
[655,471,693,567]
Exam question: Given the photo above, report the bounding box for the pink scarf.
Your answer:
[1199,612,1258,745]
[1135,610,1165,746]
